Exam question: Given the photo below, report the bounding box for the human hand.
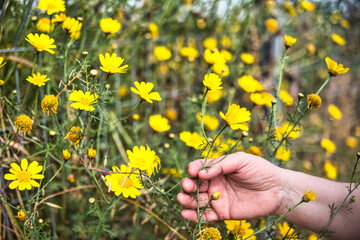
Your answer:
[177,152,286,222]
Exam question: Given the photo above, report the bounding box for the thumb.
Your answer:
[198,152,247,180]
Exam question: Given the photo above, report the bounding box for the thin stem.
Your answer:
[275,49,288,100]
[31,53,38,75]
[200,89,211,145]
[89,168,109,204]
[193,198,212,239]
[316,76,331,95]
[202,124,228,168]
[120,100,143,121]
[244,200,303,240]
[33,88,39,119]
[349,154,360,191]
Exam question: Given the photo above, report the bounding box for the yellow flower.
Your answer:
[100,18,121,34]
[118,86,129,97]
[68,90,99,112]
[99,53,128,74]
[284,1,296,17]
[321,139,336,154]
[212,62,229,77]
[207,89,222,103]
[240,53,254,64]
[277,222,294,238]
[197,227,222,240]
[265,18,278,34]
[211,192,221,201]
[26,72,50,87]
[340,19,350,29]
[154,46,172,61]
[149,114,171,132]
[197,113,219,131]
[17,210,26,221]
[36,18,53,33]
[132,114,140,120]
[203,73,222,90]
[4,159,44,191]
[346,136,357,148]
[220,103,251,131]
[131,81,162,103]
[302,190,317,202]
[38,0,65,15]
[105,165,143,198]
[276,146,291,161]
[63,149,71,161]
[221,36,231,48]
[245,146,262,157]
[52,13,67,23]
[179,131,205,150]
[276,122,301,140]
[328,104,342,119]
[203,49,225,65]
[41,94,58,116]
[65,126,83,149]
[203,37,217,51]
[88,147,96,159]
[127,145,160,176]
[238,75,263,93]
[15,115,32,136]
[280,90,294,106]
[225,220,256,240]
[306,43,316,56]
[220,49,232,61]
[301,1,315,11]
[0,80,4,86]
[62,17,82,39]
[250,92,274,107]
[165,108,178,121]
[325,57,349,76]
[180,46,199,61]
[148,23,159,39]
[331,34,346,46]
[25,33,56,54]
[284,35,297,48]
[324,160,337,180]
[307,94,321,110]
[197,19,206,29]
[0,56,7,68]
[308,234,318,240]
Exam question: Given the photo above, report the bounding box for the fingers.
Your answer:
[187,159,205,177]
[181,178,209,193]
[181,209,219,222]
[177,192,210,208]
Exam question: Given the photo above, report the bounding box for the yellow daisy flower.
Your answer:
[220,49,232,61]
[265,18,278,34]
[149,114,171,132]
[197,227,222,240]
[276,146,291,161]
[65,126,83,149]
[331,34,346,46]
[203,49,226,65]
[148,23,159,39]
[220,103,251,131]
[321,139,336,154]
[212,62,229,77]
[52,13,67,23]
[15,115,32,136]
[207,89,222,103]
[203,73,222,90]
[63,149,71,161]
[105,165,143,198]
[346,136,357,148]
[280,89,294,106]
[131,81,162,103]
[277,222,294,238]
[328,104,342,119]
[197,113,219,131]
[245,146,262,157]
[180,46,199,61]
[0,56,7,68]
[154,46,172,61]
[302,190,317,202]
[26,72,49,87]
[4,159,44,191]
[41,94,58,116]
[300,1,315,11]
[250,92,274,107]
[37,0,65,15]
[62,17,82,39]
[88,148,96,159]
[203,37,217,51]
[225,220,256,240]
[324,160,337,180]
[165,108,178,121]
[25,33,56,54]
[325,57,349,76]
[238,75,263,93]
[127,145,161,176]
[284,35,297,48]
[68,90,99,112]
[17,210,26,221]
[36,18,52,33]
[240,53,254,64]
[179,131,205,150]
[99,53,128,74]
[100,18,121,34]
[307,94,321,110]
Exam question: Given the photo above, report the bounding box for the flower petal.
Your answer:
[10,162,21,172]
[21,159,28,171]
[9,180,20,189]
[4,173,17,180]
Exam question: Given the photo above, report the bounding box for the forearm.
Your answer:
[277,168,360,240]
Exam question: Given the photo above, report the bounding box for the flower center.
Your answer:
[118,176,132,188]
[17,171,31,183]
[47,3,56,9]
[233,226,245,236]
[79,97,91,106]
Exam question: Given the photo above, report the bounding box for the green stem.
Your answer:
[200,89,211,145]
[193,199,212,239]
[31,53,38,75]
[120,100,143,121]
[244,200,303,240]
[276,49,288,100]
[89,168,109,204]
[202,124,228,168]
[33,88,39,119]
[316,76,331,95]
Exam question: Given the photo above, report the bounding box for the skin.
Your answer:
[177,152,360,240]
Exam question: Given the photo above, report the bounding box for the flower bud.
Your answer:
[17,210,26,221]
[0,80,4,86]
[88,197,95,204]
[242,131,249,137]
[90,69,98,77]
[63,149,71,161]
[297,93,304,99]
[168,133,175,139]
[211,192,221,200]
[88,147,96,159]
[82,51,88,57]
[49,130,56,136]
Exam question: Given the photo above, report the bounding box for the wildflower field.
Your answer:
[0,0,359,239]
